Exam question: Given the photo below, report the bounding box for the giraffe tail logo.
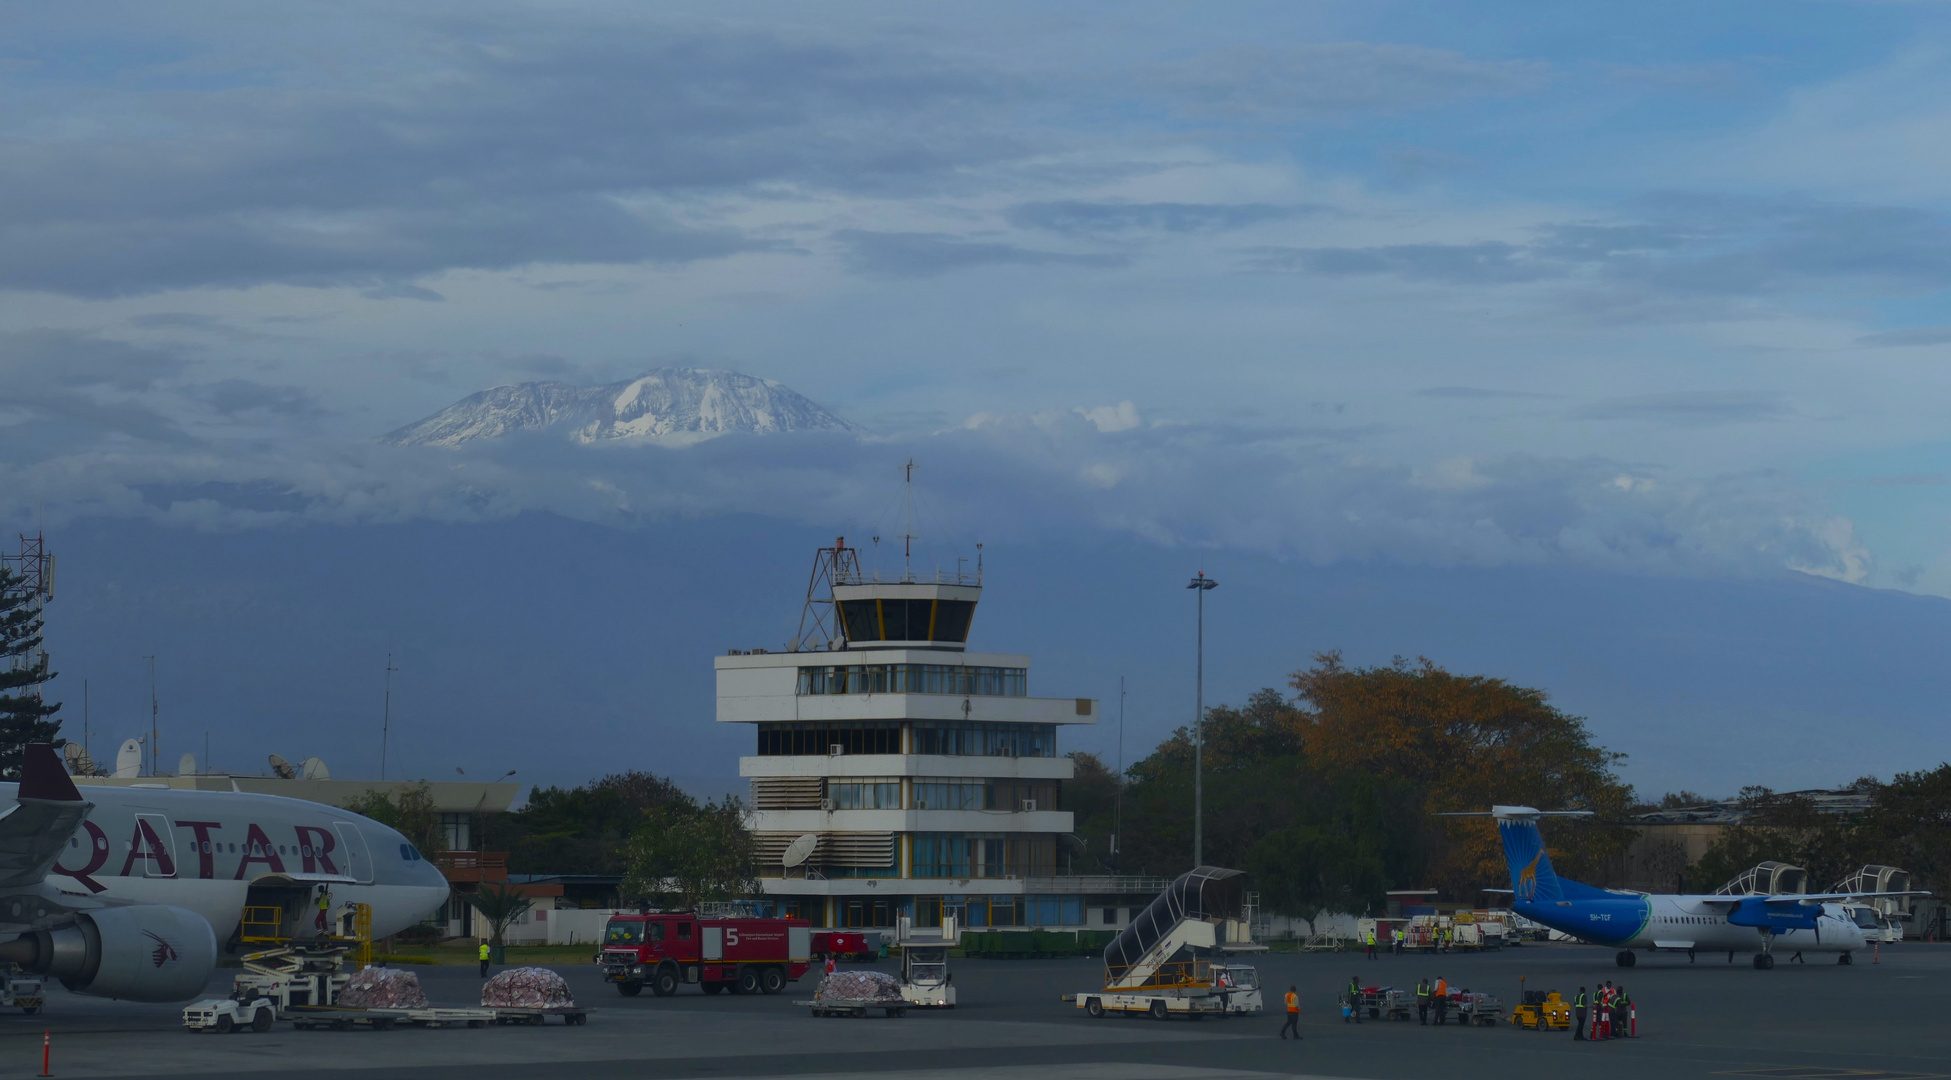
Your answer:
[144,930,178,968]
[1516,849,1542,902]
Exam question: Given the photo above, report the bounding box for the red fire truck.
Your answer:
[599,913,813,997]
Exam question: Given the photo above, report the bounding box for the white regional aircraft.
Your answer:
[1459,805,1929,970]
[0,744,451,1001]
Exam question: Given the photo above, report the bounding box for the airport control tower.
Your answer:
[717,529,1158,932]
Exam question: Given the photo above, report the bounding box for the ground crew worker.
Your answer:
[1572,985,1587,1040]
[824,955,837,976]
[1365,927,1376,959]
[1280,985,1302,1040]
[479,938,491,978]
[315,886,332,935]
[1616,985,1631,1038]
[1346,974,1363,1023]
[1415,977,1430,1024]
[1393,926,1405,954]
[1599,982,1613,1039]
[1432,975,1448,1025]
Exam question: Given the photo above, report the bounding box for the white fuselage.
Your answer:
[1632,894,1865,955]
[7,783,451,943]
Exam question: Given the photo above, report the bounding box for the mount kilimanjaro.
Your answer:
[381,368,854,447]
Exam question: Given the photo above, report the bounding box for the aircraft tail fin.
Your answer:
[1498,815,1568,904]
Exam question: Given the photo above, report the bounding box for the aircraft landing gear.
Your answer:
[1838,952,1853,965]
[1752,953,1774,969]
[1614,951,1636,968]
[1754,931,1776,969]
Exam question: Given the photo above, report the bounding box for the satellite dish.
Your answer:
[113,739,142,779]
[782,833,819,868]
[178,753,197,777]
[300,756,330,780]
[62,743,95,776]
[268,754,296,780]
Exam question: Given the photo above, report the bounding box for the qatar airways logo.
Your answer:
[144,930,177,968]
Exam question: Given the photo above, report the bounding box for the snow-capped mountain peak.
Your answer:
[381,368,855,447]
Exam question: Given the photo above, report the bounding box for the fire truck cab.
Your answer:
[600,913,813,997]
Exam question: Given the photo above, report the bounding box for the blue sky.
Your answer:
[10,3,1951,793]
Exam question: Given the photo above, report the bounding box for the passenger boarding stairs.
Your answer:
[1101,866,1252,991]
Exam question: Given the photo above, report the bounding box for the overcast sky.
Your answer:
[9,2,1951,596]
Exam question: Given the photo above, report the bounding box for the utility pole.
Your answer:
[1113,675,1126,871]
[1186,572,1218,868]
[381,651,398,780]
[144,655,158,778]
[901,458,916,582]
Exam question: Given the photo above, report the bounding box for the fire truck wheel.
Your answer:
[252,1009,274,1033]
[653,968,681,997]
[701,982,724,994]
[1085,998,1104,1018]
[737,968,761,995]
[618,981,643,997]
[760,967,787,995]
[1149,1000,1168,1021]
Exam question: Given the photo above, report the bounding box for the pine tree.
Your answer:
[0,564,62,778]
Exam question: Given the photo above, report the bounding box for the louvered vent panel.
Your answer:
[750,777,825,810]
[752,832,896,868]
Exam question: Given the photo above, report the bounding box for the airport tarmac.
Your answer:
[0,942,1944,1080]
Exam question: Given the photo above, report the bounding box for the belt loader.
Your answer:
[1069,866,1264,1020]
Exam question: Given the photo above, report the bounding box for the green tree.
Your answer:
[1062,751,1120,871]
[1861,765,1951,896]
[466,883,535,947]
[619,797,757,910]
[483,770,694,875]
[1117,687,1426,914]
[343,784,448,858]
[0,564,61,777]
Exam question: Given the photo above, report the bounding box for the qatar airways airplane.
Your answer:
[0,744,451,1001]
[1453,805,1928,970]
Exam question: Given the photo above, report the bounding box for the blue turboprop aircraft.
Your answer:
[1452,806,1928,970]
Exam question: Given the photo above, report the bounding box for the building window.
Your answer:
[911,722,1054,758]
[911,778,1059,810]
[836,599,977,645]
[757,721,902,756]
[796,664,1027,697]
[439,813,473,852]
[911,833,1057,878]
[1102,907,1117,924]
[827,778,902,809]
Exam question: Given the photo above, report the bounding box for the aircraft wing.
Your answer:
[1700,891,1930,909]
[0,744,91,891]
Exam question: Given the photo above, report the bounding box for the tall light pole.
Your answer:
[1187,571,1217,868]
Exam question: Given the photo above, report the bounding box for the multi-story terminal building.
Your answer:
[719,540,1163,931]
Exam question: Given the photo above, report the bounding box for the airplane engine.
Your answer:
[0,905,217,1002]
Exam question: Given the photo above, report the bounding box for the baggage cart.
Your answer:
[491,1006,591,1026]
[797,997,907,1018]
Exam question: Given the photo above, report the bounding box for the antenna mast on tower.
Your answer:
[790,537,863,652]
[381,650,399,780]
[901,458,916,582]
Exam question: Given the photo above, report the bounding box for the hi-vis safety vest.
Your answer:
[1575,991,1587,1008]
[1285,991,1299,1013]
[479,943,490,960]
[1434,980,1447,997]
[1415,984,1429,1000]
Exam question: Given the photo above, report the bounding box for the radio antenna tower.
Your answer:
[144,654,158,778]
[380,649,399,780]
[901,458,916,582]
[790,537,863,652]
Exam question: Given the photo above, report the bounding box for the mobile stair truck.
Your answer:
[1069,866,1265,1021]
[893,915,959,1008]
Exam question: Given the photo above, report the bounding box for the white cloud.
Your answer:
[1075,401,1141,432]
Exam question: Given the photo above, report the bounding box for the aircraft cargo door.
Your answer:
[333,822,374,883]
[132,813,177,878]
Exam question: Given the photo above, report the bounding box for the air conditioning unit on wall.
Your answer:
[1019,798,1037,812]
[829,744,845,756]
[819,798,836,811]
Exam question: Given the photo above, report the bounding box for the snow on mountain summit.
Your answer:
[381,368,855,447]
